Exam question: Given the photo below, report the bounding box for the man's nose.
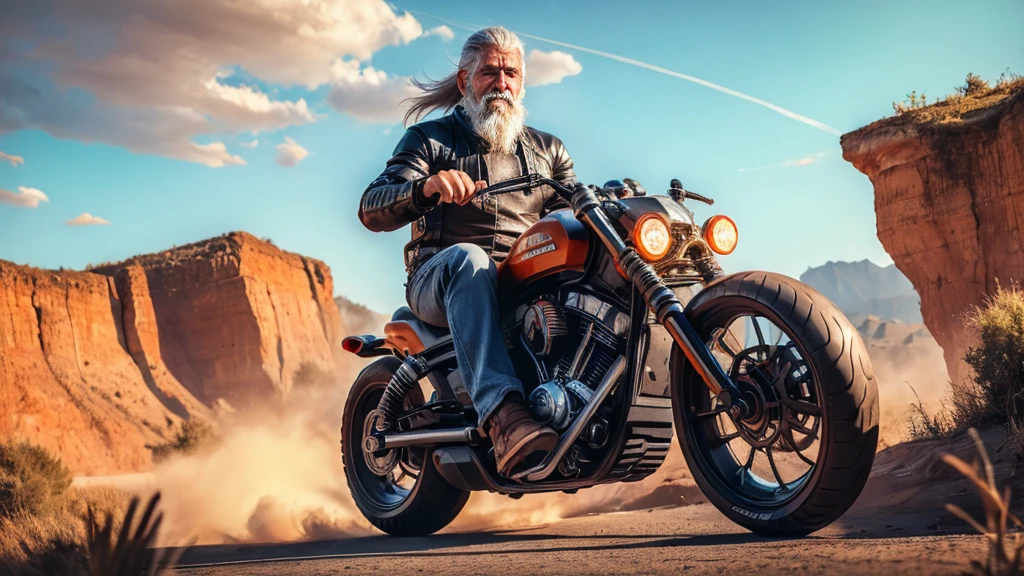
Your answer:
[494,71,508,93]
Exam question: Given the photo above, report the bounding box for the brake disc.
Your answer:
[362,409,399,476]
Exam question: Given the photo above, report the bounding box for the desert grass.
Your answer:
[961,283,1024,433]
[905,382,954,440]
[1,489,181,576]
[890,71,1024,125]
[943,428,1024,575]
[905,284,1024,446]
[0,441,180,575]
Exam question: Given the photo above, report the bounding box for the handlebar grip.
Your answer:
[685,191,714,205]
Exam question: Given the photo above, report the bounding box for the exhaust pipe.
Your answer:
[374,427,478,451]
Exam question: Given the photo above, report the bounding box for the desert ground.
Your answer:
[163,428,1018,576]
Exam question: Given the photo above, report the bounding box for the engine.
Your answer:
[516,290,630,474]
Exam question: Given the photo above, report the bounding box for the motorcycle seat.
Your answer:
[385,306,452,354]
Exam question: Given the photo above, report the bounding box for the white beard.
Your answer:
[461,86,527,155]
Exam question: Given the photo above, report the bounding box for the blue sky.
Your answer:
[1,0,1021,314]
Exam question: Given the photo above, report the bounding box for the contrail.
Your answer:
[410,10,841,136]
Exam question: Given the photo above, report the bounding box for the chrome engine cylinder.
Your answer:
[528,379,590,431]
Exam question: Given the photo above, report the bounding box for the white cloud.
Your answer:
[1,0,426,166]
[0,186,49,208]
[737,151,831,173]
[0,151,25,166]
[66,213,111,226]
[326,59,420,123]
[525,49,582,87]
[423,25,455,41]
[239,139,259,149]
[276,137,310,167]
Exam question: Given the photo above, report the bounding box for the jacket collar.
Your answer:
[452,105,482,147]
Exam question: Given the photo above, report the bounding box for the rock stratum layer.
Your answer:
[0,232,341,474]
[841,89,1024,383]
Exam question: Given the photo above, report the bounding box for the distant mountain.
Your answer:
[800,259,922,324]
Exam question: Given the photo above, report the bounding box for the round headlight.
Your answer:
[703,215,738,255]
[633,214,672,261]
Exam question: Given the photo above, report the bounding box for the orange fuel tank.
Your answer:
[497,209,590,286]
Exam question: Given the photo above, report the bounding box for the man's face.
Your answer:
[459,48,523,107]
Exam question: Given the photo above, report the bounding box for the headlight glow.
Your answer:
[703,215,738,255]
[633,214,672,261]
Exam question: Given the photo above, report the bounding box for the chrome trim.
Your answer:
[381,427,477,449]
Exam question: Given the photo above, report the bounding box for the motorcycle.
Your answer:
[340,174,878,537]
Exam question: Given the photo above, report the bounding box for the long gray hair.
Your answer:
[403,27,526,125]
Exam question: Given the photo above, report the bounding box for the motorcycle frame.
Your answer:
[348,177,744,493]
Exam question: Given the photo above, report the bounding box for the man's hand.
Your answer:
[423,170,487,206]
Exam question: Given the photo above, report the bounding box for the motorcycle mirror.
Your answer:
[622,178,647,197]
[668,179,714,206]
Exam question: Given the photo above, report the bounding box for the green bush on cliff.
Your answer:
[150,418,214,462]
[0,442,73,519]
[958,283,1024,431]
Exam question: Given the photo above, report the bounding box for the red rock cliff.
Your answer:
[841,88,1024,383]
[0,232,341,473]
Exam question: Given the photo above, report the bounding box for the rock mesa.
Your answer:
[0,232,341,473]
[841,88,1024,383]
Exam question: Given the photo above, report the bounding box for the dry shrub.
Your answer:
[906,383,953,439]
[886,71,1024,125]
[963,73,992,97]
[943,428,1024,575]
[962,283,1024,432]
[918,284,1024,440]
[0,442,73,519]
[0,442,180,575]
[950,376,1000,431]
[150,419,215,462]
[1,491,179,575]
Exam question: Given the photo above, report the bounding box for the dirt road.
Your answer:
[171,501,990,575]
[168,429,1022,576]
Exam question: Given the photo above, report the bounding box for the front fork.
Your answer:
[570,184,751,419]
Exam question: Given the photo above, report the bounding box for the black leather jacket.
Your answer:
[359,106,577,276]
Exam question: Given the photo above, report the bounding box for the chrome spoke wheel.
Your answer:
[691,313,823,506]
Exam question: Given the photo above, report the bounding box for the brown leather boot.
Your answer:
[486,397,559,477]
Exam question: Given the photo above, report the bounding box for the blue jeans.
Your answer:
[407,243,523,424]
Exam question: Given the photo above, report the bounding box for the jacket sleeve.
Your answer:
[542,137,577,214]
[358,127,439,232]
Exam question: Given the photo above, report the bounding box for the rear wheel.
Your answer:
[672,272,878,536]
[341,357,469,536]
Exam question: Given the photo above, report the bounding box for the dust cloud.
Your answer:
[148,330,949,545]
[866,338,950,448]
[152,376,373,545]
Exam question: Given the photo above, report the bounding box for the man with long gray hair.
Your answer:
[359,27,577,477]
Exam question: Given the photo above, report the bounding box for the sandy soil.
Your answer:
[171,513,990,576]
[166,428,1022,576]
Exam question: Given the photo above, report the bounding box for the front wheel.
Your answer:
[341,356,469,536]
[672,272,878,536]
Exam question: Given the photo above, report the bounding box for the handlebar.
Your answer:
[475,173,574,200]
[476,173,715,206]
